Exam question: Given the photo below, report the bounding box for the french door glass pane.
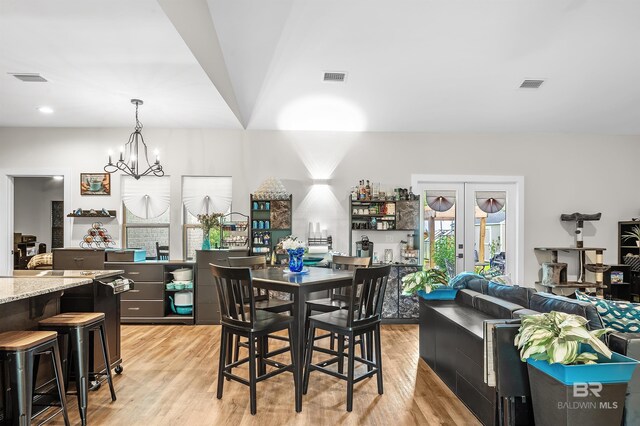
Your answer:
[474,191,506,276]
[424,190,457,278]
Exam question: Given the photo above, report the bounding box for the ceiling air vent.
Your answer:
[323,72,347,82]
[519,79,544,89]
[10,73,48,82]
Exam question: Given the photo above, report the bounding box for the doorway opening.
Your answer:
[12,176,64,269]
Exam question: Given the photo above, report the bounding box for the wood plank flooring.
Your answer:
[44,324,480,426]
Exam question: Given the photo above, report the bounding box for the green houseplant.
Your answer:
[197,213,223,250]
[515,311,638,426]
[401,268,460,300]
[622,225,640,247]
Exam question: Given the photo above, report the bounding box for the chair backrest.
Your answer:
[227,256,267,269]
[228,256,268,300]
[332,255,371,270]
[156,242,169,260]
[210,263,255,328]
[347,265,391,328]
[331,255,371,301]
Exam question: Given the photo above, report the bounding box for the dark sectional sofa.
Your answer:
[419,277,640,426]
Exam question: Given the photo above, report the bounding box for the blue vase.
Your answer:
[202,229,211,250]
[288,248,305,272]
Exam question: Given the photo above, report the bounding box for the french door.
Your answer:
[414,178,522,282]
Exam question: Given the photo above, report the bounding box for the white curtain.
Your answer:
[182,176,232,216]
[121,176,171,219]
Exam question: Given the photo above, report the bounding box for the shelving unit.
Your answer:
[249,194,292,263]
[618,221,640,264]
[534,247,607,296]
[220,211,249,249]
[348,197,420,258]
[67,209,116,218]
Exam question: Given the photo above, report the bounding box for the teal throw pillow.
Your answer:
[575,290,640,333]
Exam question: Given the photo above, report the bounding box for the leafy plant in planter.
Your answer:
[515,311,611,364]
[401,268,448,295]
[514,311,637,426]
[622,225,640,247]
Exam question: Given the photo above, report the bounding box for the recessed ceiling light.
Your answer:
[38,106,54,114]
[52,176,64,181]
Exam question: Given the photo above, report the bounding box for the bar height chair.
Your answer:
[227,256,293,364]
[211,263,298,415]
[303,265,390,412]
[39,312,116,426]
[0,330,71,426]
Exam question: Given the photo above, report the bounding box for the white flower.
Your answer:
[282,236,306,251]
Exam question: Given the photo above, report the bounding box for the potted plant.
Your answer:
[622,225,640,247]
[515,311,638,426]
[197,213,223,250]
[401,268,458,300]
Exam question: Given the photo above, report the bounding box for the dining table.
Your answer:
[251,266,354,412]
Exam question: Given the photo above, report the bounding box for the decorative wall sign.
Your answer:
[80,173,110,195]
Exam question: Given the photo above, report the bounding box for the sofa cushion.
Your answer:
[474,293,524,319]
[529,292,604,330]
[466,278,489,294]
[576,291,640,333]
[486,282,534,308]
[455,289,481,308]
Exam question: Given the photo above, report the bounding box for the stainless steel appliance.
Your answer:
[355,235,374,259]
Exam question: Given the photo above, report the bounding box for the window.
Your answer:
[124,206,170,259]
[182,176,232,260]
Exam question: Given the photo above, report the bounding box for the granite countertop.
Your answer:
[0,277,93,304]
[12,270,124,279]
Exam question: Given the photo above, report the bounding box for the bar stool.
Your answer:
[0,330,70,426]
[39,312,116,425]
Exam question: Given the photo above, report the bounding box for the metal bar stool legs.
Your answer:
[1,332,70,426]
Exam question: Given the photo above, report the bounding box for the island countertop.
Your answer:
[11,269,125,280]
[0,276,94,305]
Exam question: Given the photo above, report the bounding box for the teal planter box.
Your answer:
[527,350,639,385]
[417,288,458,300]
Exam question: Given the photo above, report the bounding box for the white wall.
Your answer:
[0,127,639,285]
[13,176,64,250]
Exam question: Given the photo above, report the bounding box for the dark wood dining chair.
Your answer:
[210,263,297,415]
[227,256,294,362]
[303,265,390,411]
[155,242,169,260]
[304,255,371,358]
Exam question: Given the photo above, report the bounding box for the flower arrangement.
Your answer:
[401,268,448,295]
[197,213,223,232]
[281,236,306,251]
[515,311,611,365]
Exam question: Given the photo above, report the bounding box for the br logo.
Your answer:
[573,382,603,398]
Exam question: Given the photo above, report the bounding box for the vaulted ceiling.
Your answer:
[1,0,639,133]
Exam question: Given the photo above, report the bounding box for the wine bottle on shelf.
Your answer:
[365,180,371,200]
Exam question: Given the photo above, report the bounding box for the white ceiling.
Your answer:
[1,0,640,133]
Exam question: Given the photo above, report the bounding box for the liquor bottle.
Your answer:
[351,186,357,200]
[365,180,371,200]
[270,251,276,266]
[409,186,414,200]
[359,180,366,200]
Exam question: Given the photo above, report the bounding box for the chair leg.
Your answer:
[70,327,90,426]
[31,353,40,395]
[337,335,345,374]
[375,324,383,395]
[366,331,374,372]
[302,324,315,395]
[217,327,227,399]
[248,334,257,415]
[50,340,71,426]
[257,336,266,376]
[346,333,355,412]
[6,350,33,426]
[330,333,335,351]
[233,335,240,363]
[98,323,117,401]
[287,322,298,410]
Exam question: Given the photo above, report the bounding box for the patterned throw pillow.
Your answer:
[575,290,640,333]
[490,274,513,285]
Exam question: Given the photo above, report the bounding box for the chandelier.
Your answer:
[104,99,164,180]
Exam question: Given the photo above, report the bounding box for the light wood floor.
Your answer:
[45,324,480,426]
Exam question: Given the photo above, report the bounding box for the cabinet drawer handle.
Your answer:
[73,257,85,262]
[127,307,140,311]
[126,272,140,275]
[129,289,141,293]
